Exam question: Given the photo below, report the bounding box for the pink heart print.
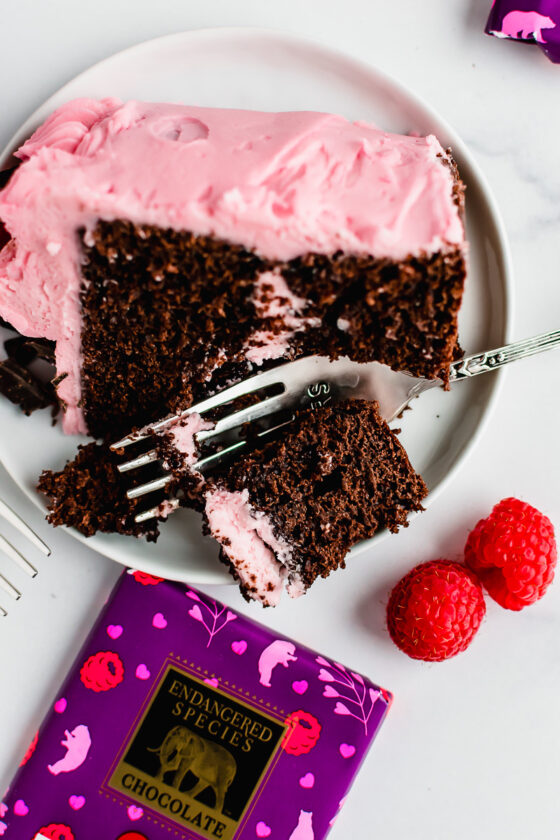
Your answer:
[339,743,356,759]
[69,795,85,810]
[106,624,123,640]
[318,668,334,682]
[152,612,167,629]
[0,821,6,836]
[231,640,247,655]
[0,805,6,818]
[128,805,144,821]
[292,680,308,695]
[135,664,151,680]
[13,800,28,816]
[204,678,219,687]
[54,697,67,713]
[299,772,315,789]
[255,821,272,837]
[188,605,203,621]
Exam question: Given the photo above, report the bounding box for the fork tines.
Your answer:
[0,498,50,617]
[111,358,328,524]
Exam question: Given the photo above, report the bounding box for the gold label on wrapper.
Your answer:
[109,665,286,839]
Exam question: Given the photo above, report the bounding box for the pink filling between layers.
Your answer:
[0,99,465,433]
[166,413,214,468]
[244,270,320,365]
[204,487,301,606]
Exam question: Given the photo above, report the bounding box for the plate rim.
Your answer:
[0,25,514,578]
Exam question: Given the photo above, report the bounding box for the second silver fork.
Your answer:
[0,498,50,616]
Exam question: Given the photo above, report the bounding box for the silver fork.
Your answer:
[0,498,50,615]
[112,327,560,524]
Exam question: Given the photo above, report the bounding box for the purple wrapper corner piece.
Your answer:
[2,571,392,840]
[486,0,560,63]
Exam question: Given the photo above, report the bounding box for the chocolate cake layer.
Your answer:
[80,220,465,440]
[79,221,261,438]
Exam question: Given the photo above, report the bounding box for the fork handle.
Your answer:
[449,328,560,381]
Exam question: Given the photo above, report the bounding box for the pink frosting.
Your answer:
[244,330,294,366]
[245,270,320,366]
[204,487,300,606]
[0,98,464,432]
[166,413,214,467]
[156,500,177,519]
[252,270,309,319]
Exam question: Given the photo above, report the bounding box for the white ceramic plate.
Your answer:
[0,28,512,584]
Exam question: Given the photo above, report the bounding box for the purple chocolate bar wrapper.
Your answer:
[486,0,560,63]
[2,571,391,840]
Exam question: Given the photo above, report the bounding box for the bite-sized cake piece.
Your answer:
[0,99,466,439]
[203,399,428,606]
[38,442,159,540]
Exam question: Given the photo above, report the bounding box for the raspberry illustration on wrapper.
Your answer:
[34,825,75,840]
[80,650,125,691]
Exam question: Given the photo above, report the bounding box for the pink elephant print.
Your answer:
[492,10,556,43]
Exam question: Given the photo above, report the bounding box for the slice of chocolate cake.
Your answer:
[203,399,427,606]
[0,99,466,440]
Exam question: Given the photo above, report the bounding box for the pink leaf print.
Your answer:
[317,656,383,734]
[323,685,340,698]
[318,668,335,682]
[189,605,203,622]
[187,592,238,647]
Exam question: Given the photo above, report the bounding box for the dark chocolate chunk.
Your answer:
[0,358,54,414]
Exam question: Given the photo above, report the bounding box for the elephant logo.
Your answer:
[147,726,237,814]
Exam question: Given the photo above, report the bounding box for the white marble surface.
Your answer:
[1,2,560,838]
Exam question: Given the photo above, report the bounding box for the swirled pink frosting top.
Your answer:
[0,98,464,433]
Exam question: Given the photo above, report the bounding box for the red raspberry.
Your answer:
[465,497,557,611]
[387,560,486,661]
